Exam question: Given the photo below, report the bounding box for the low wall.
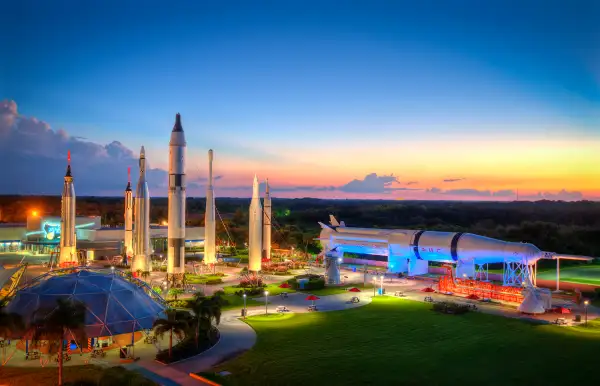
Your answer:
[342,258,387,267]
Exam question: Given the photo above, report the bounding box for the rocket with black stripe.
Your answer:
[167,113,187,275]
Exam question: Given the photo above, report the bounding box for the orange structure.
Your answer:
[438,265,524,304]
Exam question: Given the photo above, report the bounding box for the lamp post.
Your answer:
[380,275,384,295]
[372,277,376,296]
[264,290,269,315]
[584,300,589,327]
[243,293,247,319]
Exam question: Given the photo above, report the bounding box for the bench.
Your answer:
[350,296,360,303]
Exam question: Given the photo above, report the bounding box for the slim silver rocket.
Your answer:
[133,146,151,272]
[204,149,217,265]
[124,167,134,258]
[262,179,272,260]
[248,175,263,272]
[167,113,186,275]
[58,151,77,266]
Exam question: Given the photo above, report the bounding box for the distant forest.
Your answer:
[1,196,599,260]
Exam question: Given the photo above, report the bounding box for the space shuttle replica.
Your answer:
[167,113,187,284]
[262,179,272,260]
[319,215,552,313]
[58,151,77,266]
[203,150,217,265]
[123,167,134,259]
[132,146,151,272]
[248,175,263,272]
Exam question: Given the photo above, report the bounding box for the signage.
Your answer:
[43,222,61,241]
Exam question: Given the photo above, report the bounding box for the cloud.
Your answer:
[427,187,512,197]
[522,189,584,201]
[492,189,516,197]
[0,99,170,195]
[426,187,442,194]
[339,173,400,194]
[443,177,466,183]
[405,181,418,185]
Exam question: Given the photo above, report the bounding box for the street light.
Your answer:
[264,290,269,315]
[584,300,589,327]
[380,275,384,295]
[243,293,247,319]
[372,277,376,296]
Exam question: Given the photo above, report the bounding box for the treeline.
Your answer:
[1,196,599,258]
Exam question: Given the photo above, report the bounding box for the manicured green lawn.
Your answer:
[222,283,297,297]
[215,297,600,386]
[221,294,262,311]
[537,265,600,285]
[298,284,374,296]
[185,274,224,284]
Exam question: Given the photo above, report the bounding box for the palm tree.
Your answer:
[136,269,143,278]
[152,310,188,360]
[0,305,24,365]
[190,292,224,348]
[168,288,184,301]
[141,271,151,281]
[31,298,86,386]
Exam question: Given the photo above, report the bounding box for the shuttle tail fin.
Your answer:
[329,215,340,227]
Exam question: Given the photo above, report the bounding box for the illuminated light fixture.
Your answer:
[161,220,167,226]
[31,210,38,217]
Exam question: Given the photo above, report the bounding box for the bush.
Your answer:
[156,328,219,363]
[432,301,471,315]
[288,274,325,291]
[166,299,192,308]
[234,287,265,296]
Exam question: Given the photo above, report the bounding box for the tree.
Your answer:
[152,310,188,360]
[190,291,224,348]
[31,299,86,386]
[0,304,24,364]
[168,288,184,301]
[136,269,143,278]
[141,271,151,281]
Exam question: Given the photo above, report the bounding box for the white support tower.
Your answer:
[204,149,217,265]
[262,179,272,260]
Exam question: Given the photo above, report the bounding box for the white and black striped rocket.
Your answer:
[262,179,272,260]
[123,167,134,258]
[204,149,217,265]
[133,146,151,272]
[167,113,186,275]
[58,151,77,265]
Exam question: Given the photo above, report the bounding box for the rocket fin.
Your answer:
[340,221,346,227]
[329,215,340,227]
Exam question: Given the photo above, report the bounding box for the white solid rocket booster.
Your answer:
[168,113,186,275]
[248,175,263,272]
[124,167,134,258]
[204,149,217,265]
[133,146,151,272]
[262,179,272,260]
[58,151,77,266]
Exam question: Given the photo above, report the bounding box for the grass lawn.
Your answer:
[537,265,600,286]
[221,294,263,311]
[0,365,157,386]
[222,282,297,297]
[298,284,374,296]
[215,297,600,386]
[185,274,224,284]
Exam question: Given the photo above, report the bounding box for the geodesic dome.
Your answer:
[7,269,166,337]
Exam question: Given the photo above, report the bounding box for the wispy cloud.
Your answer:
[443,177,466,183]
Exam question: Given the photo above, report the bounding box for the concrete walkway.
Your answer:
[126,290,372,385]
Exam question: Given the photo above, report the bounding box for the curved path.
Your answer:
[128,291,372,385]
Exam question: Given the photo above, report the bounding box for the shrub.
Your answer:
[206,278,223,285]
[156,328,219,363]
[166,299,192,308]
[234,287,264,296]
[432,301,471,315]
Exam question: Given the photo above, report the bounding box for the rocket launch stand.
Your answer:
[166,273,186,289]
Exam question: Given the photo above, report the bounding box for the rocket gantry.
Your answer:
[204,149,217,265]
[167,113,187,276]
[262,179,272,260]
[58,151,77,266]
[133,146,151,272]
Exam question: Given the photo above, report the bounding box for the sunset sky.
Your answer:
[3,1,599,200]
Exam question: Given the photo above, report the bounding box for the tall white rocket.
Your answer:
[58,151,77,265]
[168,113,186,275]
[248,175,263,272]
[133,146,151,272]
[124,167,134,258]
[204,149,217,265]
[262,179,272,260]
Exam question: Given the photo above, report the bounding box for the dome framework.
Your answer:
[7,267,166,337]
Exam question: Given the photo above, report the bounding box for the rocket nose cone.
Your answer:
[173,113,183,132]
[140,146,145,158]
